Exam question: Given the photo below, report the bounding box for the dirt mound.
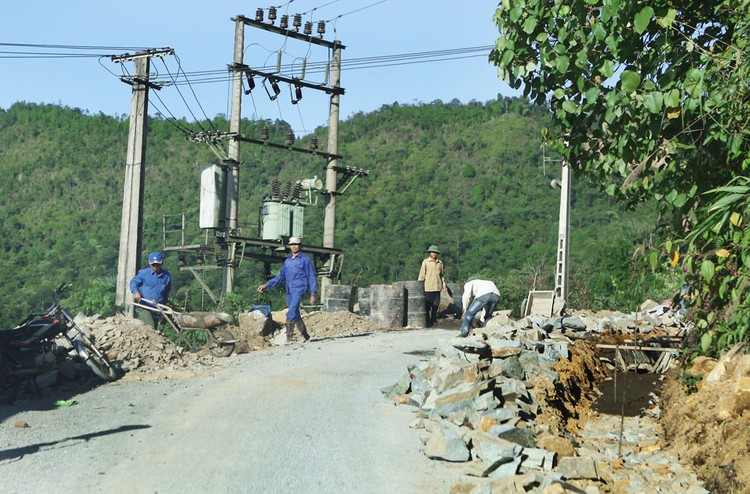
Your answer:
[85,310,392,380]
[660,356,750,492]
[529,339,608,438]
[86,314,223,381]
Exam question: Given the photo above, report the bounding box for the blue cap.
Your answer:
[148,252,163,264]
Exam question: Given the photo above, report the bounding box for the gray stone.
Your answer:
[556,455,599,479]
[471,431,522,463]
[497,427,537,448]
[519,447,555,472]
[500,356,526,380]
[560,315,587,331]
[381,371,411,399]
[424,421,471,462]
[486,457,522,478]
[481,406,519,424]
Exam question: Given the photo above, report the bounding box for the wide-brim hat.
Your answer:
[427,245,440,254]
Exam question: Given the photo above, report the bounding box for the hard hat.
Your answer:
[148,251,164,264]
[288,236,302,245]
[427,245,440,254]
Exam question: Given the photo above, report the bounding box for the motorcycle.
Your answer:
[0,283,118,404]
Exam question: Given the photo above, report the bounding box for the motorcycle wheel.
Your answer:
[76,335,118,381]
[208,328,235,358]
[0,363,21,405]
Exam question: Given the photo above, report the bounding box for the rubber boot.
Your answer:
[297,320,310,342]
[285,322,295,343]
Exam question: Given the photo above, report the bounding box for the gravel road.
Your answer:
[1,329,461,494]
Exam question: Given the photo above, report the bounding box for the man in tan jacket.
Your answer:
[418,244,445,328]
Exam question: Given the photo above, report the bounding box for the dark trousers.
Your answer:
[424,291,441,328]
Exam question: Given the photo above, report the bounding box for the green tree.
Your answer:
[491,0,749,207]
[491,0,750,355]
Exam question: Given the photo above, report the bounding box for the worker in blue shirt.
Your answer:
[130,251,172,328]
[258,237,318,343]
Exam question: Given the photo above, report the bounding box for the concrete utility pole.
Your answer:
[553,161,571,312]
[222,18,245,297]
[113,49,173,313]
[321,41,344,299]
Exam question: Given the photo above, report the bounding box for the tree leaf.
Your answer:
[684,68,704,98]
[643,91,663,113]
[701,259,716,282]
[555,55,570,73]
[522,17,538,34]
[562,100,579,113]
[670,249,680,267]
[730,212,742,226]
[656,9,676,28]
[634,7,654,35]
[600,59,615,78]
[620,70,642,93]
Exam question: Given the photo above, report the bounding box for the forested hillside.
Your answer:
[0,99,672,327]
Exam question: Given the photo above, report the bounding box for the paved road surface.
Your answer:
[1,329,461,493]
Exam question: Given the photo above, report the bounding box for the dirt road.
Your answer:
[1,329,460,493]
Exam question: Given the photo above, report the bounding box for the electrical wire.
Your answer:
[143,46,493,87]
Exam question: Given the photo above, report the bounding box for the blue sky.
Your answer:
[0,1,518,135]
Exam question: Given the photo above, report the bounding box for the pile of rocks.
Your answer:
[384,309,708,493]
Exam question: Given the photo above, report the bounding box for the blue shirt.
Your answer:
[130,267,172,304]
[265,252,318,296]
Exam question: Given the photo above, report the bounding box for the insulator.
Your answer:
[283,181,293,200]
[178,252,186,267]
[317,21,326,36]
[285,131,295,146]
[323,62,330,86]
[196,250,205,265]
[244,72,255,95]
[255,8,264,22]
[291,83,302,104]
[293,182,302,201]
[304,21,313,35]
[215,248,222,262]
[261,125,270,141]
[293,14,302,30]
[280,14,289,29]
[276,50,282,73]
[310,135,319,150]
[268,6,277,23]
[300,58,307,80]
[272,178,281,199]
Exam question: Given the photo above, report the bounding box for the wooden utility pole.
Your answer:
[113,49,173,313]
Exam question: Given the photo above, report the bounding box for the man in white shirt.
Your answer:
[460,279,501,337]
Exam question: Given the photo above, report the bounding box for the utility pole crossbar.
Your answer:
[232,64,345,96]
[233,16,346,50]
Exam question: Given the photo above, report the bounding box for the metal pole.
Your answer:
[222,17,245,297]
[553,161,571,313]
[115,56,150,313]
[321,41,343,302]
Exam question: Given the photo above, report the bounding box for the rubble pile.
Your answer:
[384,307,710,493]
[83,314,223,381]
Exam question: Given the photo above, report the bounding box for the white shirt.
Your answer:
[462,279,500,310]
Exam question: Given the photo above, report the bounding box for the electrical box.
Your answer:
[260,201,304,240]
[199,164,225,229]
